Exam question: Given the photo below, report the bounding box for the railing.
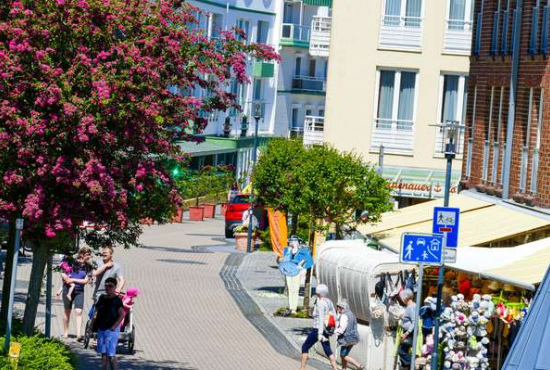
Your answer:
[379,15,423,50]
[292,75,326,92]
[465,137,474,178]
[444,19,473,54]
[303,116,324,146]
[289,126,304,139]
[519,146,529,192]
[371,118,414,153]
[310,16,331,57]
[281,23,310,43]
[481,140,490,182]
[491,142,500,184]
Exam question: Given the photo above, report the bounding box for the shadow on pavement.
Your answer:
[156,259,206,265]
[140,245,212,254]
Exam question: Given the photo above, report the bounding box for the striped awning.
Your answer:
[303,0,332,7]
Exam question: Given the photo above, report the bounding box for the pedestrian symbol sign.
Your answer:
[400,233,445,265]
[433,207,460,248]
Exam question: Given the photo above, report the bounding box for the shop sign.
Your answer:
[385,181,458,199]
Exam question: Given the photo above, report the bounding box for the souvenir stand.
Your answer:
[316,240,417,370]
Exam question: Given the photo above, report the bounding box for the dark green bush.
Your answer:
[0,335,76,369]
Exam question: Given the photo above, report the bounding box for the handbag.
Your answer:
[387,298,405,328]
[370,296,386,321]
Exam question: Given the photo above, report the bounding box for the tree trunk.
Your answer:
[290,213,298,236]
[23,241,49,335]
[0,220,16,323]
[302,223,316,312]
[335,222,343,240]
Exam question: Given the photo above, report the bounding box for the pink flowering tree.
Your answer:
[0,0,278,332]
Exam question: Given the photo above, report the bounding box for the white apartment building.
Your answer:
[274,0,332,142]
[324,0,473,207]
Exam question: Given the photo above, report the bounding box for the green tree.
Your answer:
[253,138,306,234]
[178,165,234,206]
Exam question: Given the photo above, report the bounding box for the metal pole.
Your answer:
[431,145,454,369]
[377,144,385,175]
[45,256,52,338]
[246,116,260,253]
[4,218,24,353]
[410,263,424,370]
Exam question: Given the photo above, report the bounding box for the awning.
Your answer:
[362,194,550,252]
[483,238,550,287]
[446,238,550,290]
[303,0,332,7]
[176,141,236,157]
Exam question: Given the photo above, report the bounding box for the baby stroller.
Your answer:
[83,293,136,355]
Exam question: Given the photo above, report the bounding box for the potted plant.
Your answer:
[171,207,184,223]
[233,225,250,252]
[188,205,204,221]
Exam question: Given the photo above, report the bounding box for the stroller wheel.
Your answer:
[128,326,135,355]
[83,321,91,349]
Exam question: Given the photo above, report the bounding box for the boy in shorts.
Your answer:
[94,277,124,370]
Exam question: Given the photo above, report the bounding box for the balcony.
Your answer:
[289,126,304,139]
[443,20,473,55]
[303,116,324,146]
[310,16,331,57]
[252,61,275,78]
[371,119,414,153]
[281,23,310,48]
[292,75,326,93]
[378,15,423,51]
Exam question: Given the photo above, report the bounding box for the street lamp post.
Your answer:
[431,121,461,369]
[246,102,262,253]
[4,218,24,353]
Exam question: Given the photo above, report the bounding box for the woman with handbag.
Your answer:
[300,284,338,370]
[397,289,416,370]
[335,300,364,370]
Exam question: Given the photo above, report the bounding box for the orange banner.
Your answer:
[268,208,288,257]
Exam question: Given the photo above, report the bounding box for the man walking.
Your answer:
[93,245,124,299]
[94,277,124,370]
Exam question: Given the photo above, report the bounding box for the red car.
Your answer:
[225,194,266,238]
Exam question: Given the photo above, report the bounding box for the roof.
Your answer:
[503,261,550,369]
[176,141,236,157]
[303,0,332,7]
[360,194,550,252]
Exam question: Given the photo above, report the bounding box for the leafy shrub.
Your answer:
[0,335,76,369]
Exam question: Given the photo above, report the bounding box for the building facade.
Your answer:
[324,0,473,207]
[183,0,281,178]
[275,0,332,142]
[461,0,550,209]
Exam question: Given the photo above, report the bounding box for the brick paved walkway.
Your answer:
[9,216,313,369]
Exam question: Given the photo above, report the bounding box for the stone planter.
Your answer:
[202,203,216,218]
[459,179,471,190]
[486,186,496,196]
[220,203,227,216]
[189,206,204,221]
[475,184,487,193]
[525,195,536,207]
[171,207,183,223]
[235,232,249,252]
[513,193,527,204]
[495,188,503,198]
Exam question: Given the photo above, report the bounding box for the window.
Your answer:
[236,19,250,43]
[252,79,265,117]
[209,13,223,40]
[305,108,312,116]
[256,20,269,44]
[376,70,417,130]
[437,74,468,154]
[291,108,300,129]
[308,60,316,77]
[383,0,422,27]
[448,0,474,30]
[295,57,302,76]
[319,108,325,117]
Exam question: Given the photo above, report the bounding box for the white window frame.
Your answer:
[236,18,251,44]
[445,0,475,30]
[382,0,424,27]
[208,13,224,40]
[373,68,419,131]
[435,73,468,155]
[256,20,269,44]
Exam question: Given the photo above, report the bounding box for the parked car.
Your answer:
[225,194,266,238]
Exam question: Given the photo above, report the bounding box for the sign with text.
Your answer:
[433,207,460,248]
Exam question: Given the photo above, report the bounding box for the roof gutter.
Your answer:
[502,0,523,199]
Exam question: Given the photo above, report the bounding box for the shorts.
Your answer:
[62,286,84,310]
[340,345,354,358]
[97,327,120,357]
[301,329,333,357]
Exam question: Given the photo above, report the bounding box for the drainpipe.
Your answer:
[502,0,523,199]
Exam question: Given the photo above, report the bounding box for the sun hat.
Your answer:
[126,287,142,297]
[337,299,349,310]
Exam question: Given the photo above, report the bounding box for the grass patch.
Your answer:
[274,306,310,319]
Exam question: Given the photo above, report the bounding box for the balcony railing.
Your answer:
[371,118,414,153]
[292,75,326,92]
[531,148,539,194]
[379,15,423,50]
[310,16,331,57]
[289,126,304,139]
[281,23,310,46]
[303,116,324,146]
[444,19,473,55]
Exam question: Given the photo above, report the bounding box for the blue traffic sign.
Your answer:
[400,233,445,265]
[433,207,460,248]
